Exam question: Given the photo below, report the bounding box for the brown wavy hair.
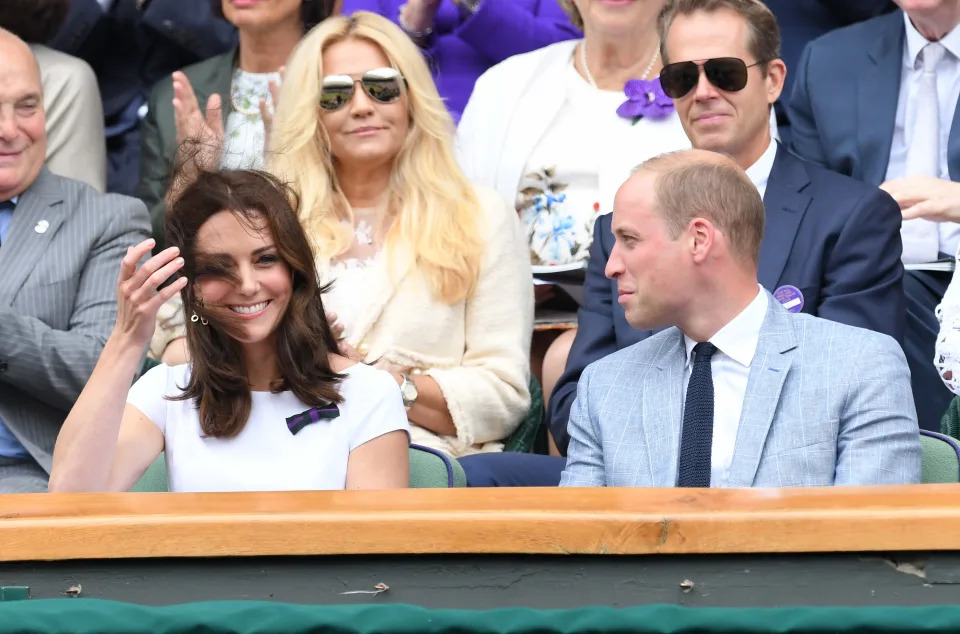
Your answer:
[166,169,343,438]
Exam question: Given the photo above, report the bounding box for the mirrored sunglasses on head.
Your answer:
[659,57,768,99]
[319,67,406,111]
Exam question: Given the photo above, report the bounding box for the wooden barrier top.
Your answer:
[2,485,960,561]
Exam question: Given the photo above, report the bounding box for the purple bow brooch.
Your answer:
[285,403,340,435]
[616,77,674,125]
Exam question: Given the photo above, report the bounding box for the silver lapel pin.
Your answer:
[34,220,49,234]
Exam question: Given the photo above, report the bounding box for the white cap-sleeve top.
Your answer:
[126,362,410,492]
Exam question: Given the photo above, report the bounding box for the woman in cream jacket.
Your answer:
[268,12,533,458]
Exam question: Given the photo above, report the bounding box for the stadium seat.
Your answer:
[919,430,960,484]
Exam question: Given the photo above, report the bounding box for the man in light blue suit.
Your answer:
[788,1,960,430]
[561,150,921,488]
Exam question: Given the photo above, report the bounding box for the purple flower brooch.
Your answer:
[616,78,674,125]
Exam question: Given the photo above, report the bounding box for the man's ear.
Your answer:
[689,217,716,264]
[765,58,787,105]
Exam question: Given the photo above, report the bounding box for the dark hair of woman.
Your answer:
[0,0,69,43]
[211,0,336,33]
[166,169,343,438]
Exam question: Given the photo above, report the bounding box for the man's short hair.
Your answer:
[0,0,69,43]
[636,151,765,264]
[658,0,781,74]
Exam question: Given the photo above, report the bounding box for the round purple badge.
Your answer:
[774,285,804,313]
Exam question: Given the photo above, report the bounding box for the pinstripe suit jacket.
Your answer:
[560,292,922,488]
[0,169,150,473]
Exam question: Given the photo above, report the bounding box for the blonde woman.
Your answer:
[271,12,533,458]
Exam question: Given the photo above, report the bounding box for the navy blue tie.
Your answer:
[677,342,718,488]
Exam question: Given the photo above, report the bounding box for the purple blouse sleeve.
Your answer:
[454,0,581,63]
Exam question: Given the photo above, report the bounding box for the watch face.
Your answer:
[402,378,418,402]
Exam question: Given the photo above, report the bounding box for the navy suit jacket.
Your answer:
[50,0,236,121]
[547,144,906,455]
[788,9,960,184]
[764,0,895,142]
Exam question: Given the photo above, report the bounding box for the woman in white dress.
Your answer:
[49,169,410,493]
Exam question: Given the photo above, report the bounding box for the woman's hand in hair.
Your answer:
[113,239,188,351]
[326,310,345,341]
[171,71,225,172]
[260,66,284,159]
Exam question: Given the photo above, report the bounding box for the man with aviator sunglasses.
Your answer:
[544,0,907,459]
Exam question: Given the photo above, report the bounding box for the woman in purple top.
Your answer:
[339,0,580,121]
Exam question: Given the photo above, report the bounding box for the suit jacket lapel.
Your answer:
[726,295,797,488]
[757,145,812,293]
[495,41,577,198]
[651,329,686,487]
[949,93,960,181]
[197,49,237,121]
[857,12,904,185]
[0,169,65,303]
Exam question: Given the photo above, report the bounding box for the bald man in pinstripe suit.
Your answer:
[0,29,149,492]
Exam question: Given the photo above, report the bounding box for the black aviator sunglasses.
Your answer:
[659,57,769,99]
[319,67,407,111]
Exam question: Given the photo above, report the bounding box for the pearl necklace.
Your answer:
[579,41,660,89]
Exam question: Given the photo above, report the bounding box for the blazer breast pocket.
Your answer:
[12,277,79,329]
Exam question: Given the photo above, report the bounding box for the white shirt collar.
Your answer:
[743,138,778,194]
[903,12,960,68]
[2,196,17,206]
[683,286,768,368]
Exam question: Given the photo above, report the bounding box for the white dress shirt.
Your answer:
[682,287,768,487]
[885,14,960,258]
[744,137,778,199]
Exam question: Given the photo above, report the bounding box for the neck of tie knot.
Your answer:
[693,342,718,363]
[921,42,946,74]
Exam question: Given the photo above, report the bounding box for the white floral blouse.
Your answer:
[221,68,280,170]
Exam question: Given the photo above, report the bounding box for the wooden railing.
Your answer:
[2,485,960,562]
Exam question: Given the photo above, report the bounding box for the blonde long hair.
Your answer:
[269,11,483,304]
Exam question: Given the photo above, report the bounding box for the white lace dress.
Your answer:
[319,208,384,343]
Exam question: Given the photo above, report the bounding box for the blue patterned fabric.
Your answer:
[0,198,29,460]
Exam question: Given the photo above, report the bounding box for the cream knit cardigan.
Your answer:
[318,185,534,458]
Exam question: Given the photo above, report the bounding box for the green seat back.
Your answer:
[503,376,545,453]
[940,396,960,442]
[130,444,465,492]
[920,430,960,484]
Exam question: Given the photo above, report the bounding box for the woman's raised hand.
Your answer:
[260,66,284,159]
[114,239,188,350]
[172,71,224,172]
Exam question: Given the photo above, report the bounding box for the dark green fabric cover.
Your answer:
[4,600,960,633]
[503,376,545,453]
[941,396,960,441]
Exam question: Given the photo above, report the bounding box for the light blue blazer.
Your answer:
[560,292,922,488]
